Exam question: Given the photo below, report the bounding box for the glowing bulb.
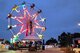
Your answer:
[13,25,17,27]
[38,34,43,39]
[22,40,26,43]
[14,35,16,38]
[8,25,10,28]
[78,23,80,26]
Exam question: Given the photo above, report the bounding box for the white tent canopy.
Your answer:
[23,35,42,40]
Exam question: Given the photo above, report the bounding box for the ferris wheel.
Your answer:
[7,2,46,43]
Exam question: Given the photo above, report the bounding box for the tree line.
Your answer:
[46,32,80,47]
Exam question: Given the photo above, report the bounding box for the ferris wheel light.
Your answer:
[14,35,16,38]
[12,25,17,27]
[22,40,26,43]
[38,34,43,39]
[22,2,26,7]
[17,32,21,35]
[12,5,18,11]
[13,39,15,43]
[42,27,46,31]
[10,38,13,43]
[40,18,46,22]
[19,17,23,19]
[8,25,10,28]
[11,38,12,40]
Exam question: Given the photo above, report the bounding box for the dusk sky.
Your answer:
[0,0,80,41]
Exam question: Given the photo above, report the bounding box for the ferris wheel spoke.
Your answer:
[35,22,40,26]
[35,26,46,31]
[11,16,23,24]
[17,32,21,35]
[23,9,27,18]
[16,18,23,24]
[12,25,17,28]
[21,29,27,33]
[24,8,31,17]
[15,10,20,13]
[8,14,23,24]
[35,25,42,29]
[32,13,38,20]
[20,25,24,32]
[16,24,23,26]
[11,24,23,28]
[10,29,15,35]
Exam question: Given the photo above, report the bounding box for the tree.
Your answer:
[58,32,72,47]
[46,37,57,45]
[71,33,80,45]
[72,33,80,38]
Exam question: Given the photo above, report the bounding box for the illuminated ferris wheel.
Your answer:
[7,2,46,43]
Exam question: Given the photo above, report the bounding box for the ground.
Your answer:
[0,48,64,53]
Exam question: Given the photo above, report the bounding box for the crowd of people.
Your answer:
[9,40,43,51]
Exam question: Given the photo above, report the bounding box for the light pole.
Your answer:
[42,39,45,50]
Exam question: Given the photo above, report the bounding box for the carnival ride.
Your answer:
[7,2,46,43]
